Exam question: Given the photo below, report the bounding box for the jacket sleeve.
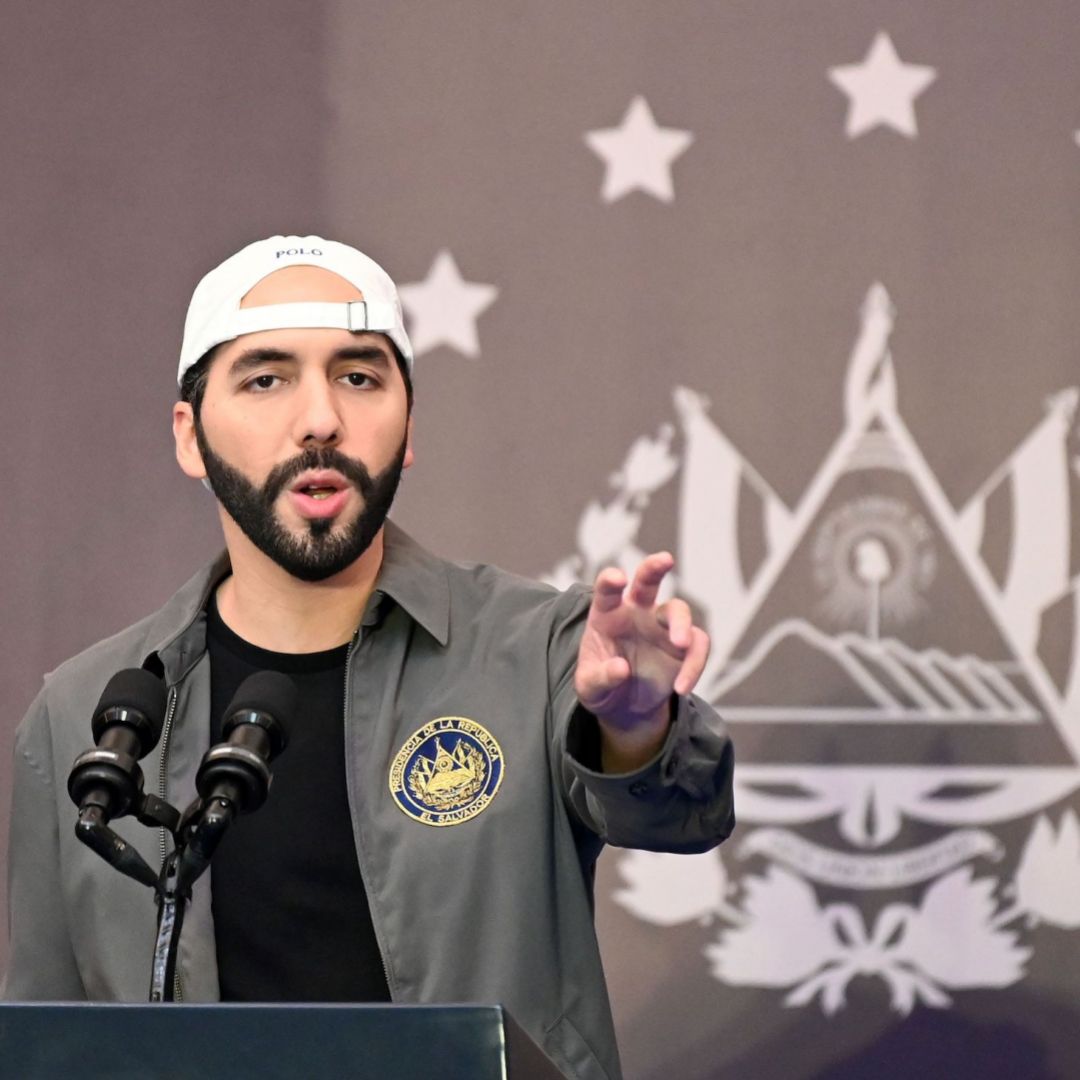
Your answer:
[2,686,87,1000]
[548,587,735,854]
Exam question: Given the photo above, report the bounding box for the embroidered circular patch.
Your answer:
[389,717,505,826]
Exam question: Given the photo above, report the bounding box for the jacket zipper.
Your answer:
[343,630,393,997]
[156,685,183,1002]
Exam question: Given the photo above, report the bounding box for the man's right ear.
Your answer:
[172,402,207,480]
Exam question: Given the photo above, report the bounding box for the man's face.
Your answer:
[174,266,414,582]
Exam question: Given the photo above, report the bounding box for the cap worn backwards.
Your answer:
[177,235,414,386]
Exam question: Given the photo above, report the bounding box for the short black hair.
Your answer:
[178,336,414,419]
[178,346,216,419]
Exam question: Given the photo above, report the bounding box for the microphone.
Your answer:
[68,668,168,823]
[198,669,294,813]
[67,668,168,890]
[176,670,296,892]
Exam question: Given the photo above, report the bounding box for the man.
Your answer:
[4,236,734,1080]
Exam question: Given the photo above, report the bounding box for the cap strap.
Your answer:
[226,300,398,338]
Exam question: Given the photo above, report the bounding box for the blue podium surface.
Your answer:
[0,1002,566,1080]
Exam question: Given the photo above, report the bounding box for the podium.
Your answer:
[0,1002,567,1079]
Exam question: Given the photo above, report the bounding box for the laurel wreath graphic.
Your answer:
[615,811,1080,1015]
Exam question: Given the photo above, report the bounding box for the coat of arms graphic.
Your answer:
[546,284,1080,1014]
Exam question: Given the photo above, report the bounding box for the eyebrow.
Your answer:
[228,344,391,377]
[333,346,391,368]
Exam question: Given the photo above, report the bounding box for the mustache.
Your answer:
[261,447,376,504]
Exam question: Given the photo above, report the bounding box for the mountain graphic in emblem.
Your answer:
[716,618,1040,724]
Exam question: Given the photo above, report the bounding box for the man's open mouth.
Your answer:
[288,472,351,511]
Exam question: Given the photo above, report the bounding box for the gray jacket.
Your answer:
[4,523,735,1080]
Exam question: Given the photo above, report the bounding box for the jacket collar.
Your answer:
[373,520,450,646]
[141,519,449,681]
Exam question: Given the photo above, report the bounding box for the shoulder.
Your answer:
[440,556,593,652]
[381,521,591,644]
[14,610,163,777]
[24,555,224,745]
[40,610,163,708]
[446,557,590,621]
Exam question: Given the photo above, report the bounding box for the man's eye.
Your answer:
[342,371,375,388]
[248,374,279,391]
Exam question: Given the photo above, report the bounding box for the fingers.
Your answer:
[656,597,693,650]
[592,552,674,612]
[592,559,695,655]
[576,656,631,709]
[673,626,711,696]
[626,551,675,608]
[590,567,629,614]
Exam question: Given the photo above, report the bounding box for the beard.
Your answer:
[195,420,407,582]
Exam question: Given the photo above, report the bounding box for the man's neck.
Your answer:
[214,528,385,654]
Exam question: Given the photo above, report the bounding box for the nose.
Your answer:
[293,372,343,448]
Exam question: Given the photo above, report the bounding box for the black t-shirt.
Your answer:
[206,594,391,1002]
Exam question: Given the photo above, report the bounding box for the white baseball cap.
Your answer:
[177,235,413,385]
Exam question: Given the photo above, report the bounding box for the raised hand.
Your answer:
[574,553,710,769]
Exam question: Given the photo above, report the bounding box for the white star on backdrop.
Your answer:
[398,251,498,359]
[584,95,694,203]
[828,31,937,139]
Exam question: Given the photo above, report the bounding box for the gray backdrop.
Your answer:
[4,3,1080,1078]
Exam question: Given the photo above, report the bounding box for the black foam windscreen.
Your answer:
[223,670,300,731]
[91,668,169,757]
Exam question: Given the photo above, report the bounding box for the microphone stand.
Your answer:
[150,850,186,1003]
[150,790,244,1002]
[71,786,232,1003]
